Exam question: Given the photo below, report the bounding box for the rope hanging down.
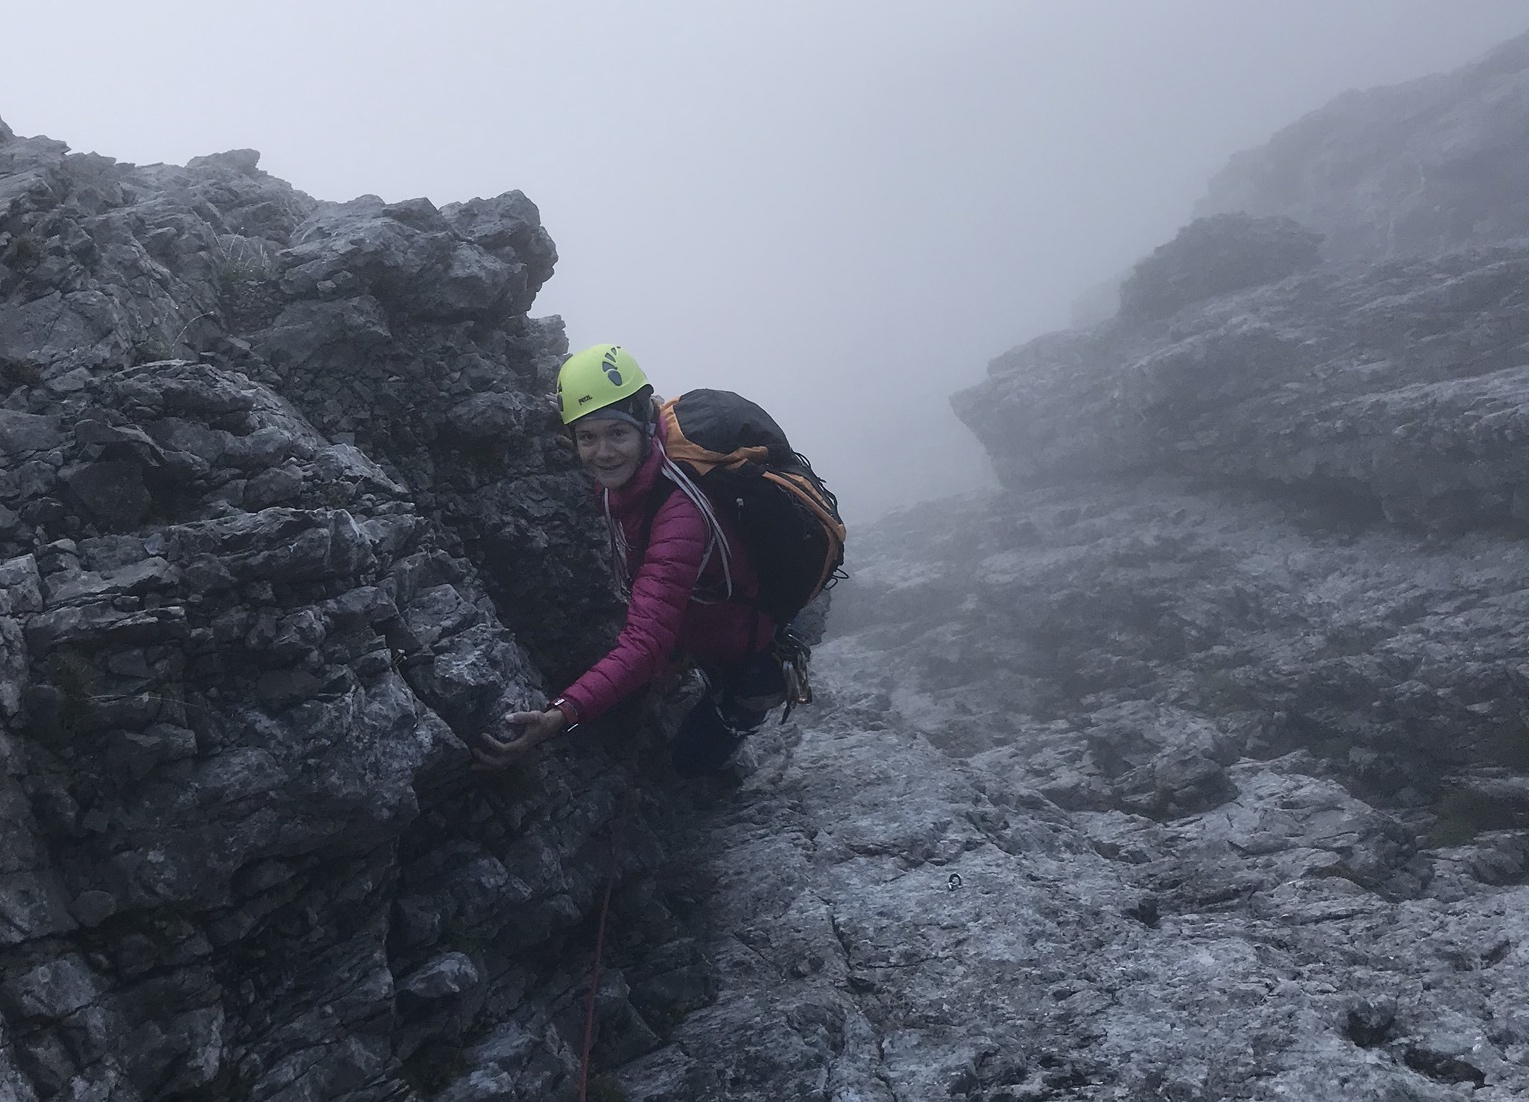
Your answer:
[579,789,636,1101]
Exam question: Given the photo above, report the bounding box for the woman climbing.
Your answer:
[472,344,790,776]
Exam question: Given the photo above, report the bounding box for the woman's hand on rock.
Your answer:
[472,708,568,770]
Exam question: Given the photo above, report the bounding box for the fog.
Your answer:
[5,1,1528,521]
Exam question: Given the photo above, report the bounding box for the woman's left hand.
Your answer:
[472,707,569,770]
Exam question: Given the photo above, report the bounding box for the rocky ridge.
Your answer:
[1195,30,1529,263]
[954,215,1529,534]
[799,28,1529,1102]
[0,119,705,1101]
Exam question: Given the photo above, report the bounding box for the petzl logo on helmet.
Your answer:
[601,347,624,387]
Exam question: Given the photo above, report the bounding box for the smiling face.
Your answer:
[573,418,645,489]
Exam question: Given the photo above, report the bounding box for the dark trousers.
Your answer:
[670,650,785,777]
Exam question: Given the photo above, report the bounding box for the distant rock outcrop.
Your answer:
[1118,212,1322,321]
[1197,30,1529,261]
[954,242,1529,533]
[953,37,1529,536]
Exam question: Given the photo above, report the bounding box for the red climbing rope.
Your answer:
[578,791,633,1101]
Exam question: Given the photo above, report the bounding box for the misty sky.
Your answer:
[5,1,1529,520]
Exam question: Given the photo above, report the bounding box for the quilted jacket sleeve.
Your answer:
[559,490,708,722]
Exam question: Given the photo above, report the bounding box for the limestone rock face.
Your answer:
[0,121,669,1102]
[0,121,601,685]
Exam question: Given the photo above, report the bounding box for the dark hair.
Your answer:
[567,385,656,436]
[616,385,656,425]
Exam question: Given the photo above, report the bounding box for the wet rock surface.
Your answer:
[590,483,1529,1101]
[0,120,668,1101]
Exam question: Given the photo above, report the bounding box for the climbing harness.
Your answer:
[774,627,814,722]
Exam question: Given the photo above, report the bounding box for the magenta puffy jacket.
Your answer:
[558,430,774,723]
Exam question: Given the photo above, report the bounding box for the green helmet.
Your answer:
[556,344,650,425]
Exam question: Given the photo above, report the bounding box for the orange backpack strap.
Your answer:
[659,395,769,474]
[762,471,848,594]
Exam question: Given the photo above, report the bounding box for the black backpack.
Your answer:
[654,389,846,624]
